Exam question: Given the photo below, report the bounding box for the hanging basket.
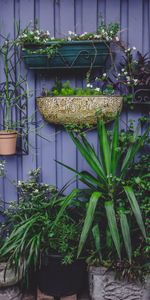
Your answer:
[22,40,110,70]
[37,95,123,125]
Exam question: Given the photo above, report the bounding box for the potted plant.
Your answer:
[0,161,22,290]
[18,21,119,70]
[0,34,28,155]
[56,117,150,299]
[37,81,123,126]
[0,169,86,298]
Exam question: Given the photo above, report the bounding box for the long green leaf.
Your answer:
[81,135,106,177]
[120,211,132,262]
[105,201,121,259]
[54,188,79,225]
[124,186,146,238]
[77,191,101,257]
[97,120,111,177]
[92,224,102,261]
[111,117,120,175]
[121,127,149,178]
[68,131,107,183]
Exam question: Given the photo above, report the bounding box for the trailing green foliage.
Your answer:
[0,169,82,282]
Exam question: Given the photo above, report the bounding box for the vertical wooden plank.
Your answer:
[128,0,143,51]
[19,0,36,180]
[120,0,128,131]
[120,0,128,43]
[15,0,23,188]
[56,0,77,193]
[105,0,120,23]
[97,0,106,24]
[76,0,98,190]
[128,0,143,128]
[143,0,150,53]
[35,0,57,185]
[82,0,97,32]
[75,0,83,34]
[0,0,18,204]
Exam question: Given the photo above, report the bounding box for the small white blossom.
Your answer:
[124,71,128,75]
[95,87,100,92]
[67,36,72,41]
[132,46,136,50]
[121,68,125,72]
[102,73,107,77]
[115,36,119,41]
[87,83,93,88]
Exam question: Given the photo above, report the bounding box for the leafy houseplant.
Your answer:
[0,169,86,297]
[0,35,28,155]
[18,21,119,70]
[37,81,123,126]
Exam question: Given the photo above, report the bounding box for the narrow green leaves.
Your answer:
[68,131,107,183]
[97,121,111,177]
[124,186,146,239]
[105,201,121,259]
[111,117,120,175]
[121,127,149,178]
[120,211,132,262]
[92,224,102,261]
[77,191,101,257]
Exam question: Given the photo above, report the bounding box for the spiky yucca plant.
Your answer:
[57,118,149,262]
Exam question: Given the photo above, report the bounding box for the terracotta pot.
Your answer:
[0,131,17,155]
[37,95,123,125]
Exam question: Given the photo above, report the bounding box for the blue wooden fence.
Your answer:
[0,0,150,204]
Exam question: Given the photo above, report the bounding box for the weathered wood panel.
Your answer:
[0,0,149,202]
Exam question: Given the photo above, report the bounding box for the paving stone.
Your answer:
[61,294,77,300]
[0,286,22,300]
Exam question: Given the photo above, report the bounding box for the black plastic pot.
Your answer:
[37,255,87,297]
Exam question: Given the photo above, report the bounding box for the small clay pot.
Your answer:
[0,131,17,155]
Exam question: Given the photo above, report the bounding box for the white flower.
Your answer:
[124,71,128,75]
[115,36,119,41]
[95,87,100,92]
[87,83,93,88]
[132,46,136,50]
[101,29,105,33]
[102,73,107,77]
[121,68,125,72]
[118,73,121,77]
[84,32,87,35]
[67,36,72,41]
[34,189,39,193]
[68,30,73,35]
[18,180,22,186]
[46,30,50,35]
[126,76,130,81]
